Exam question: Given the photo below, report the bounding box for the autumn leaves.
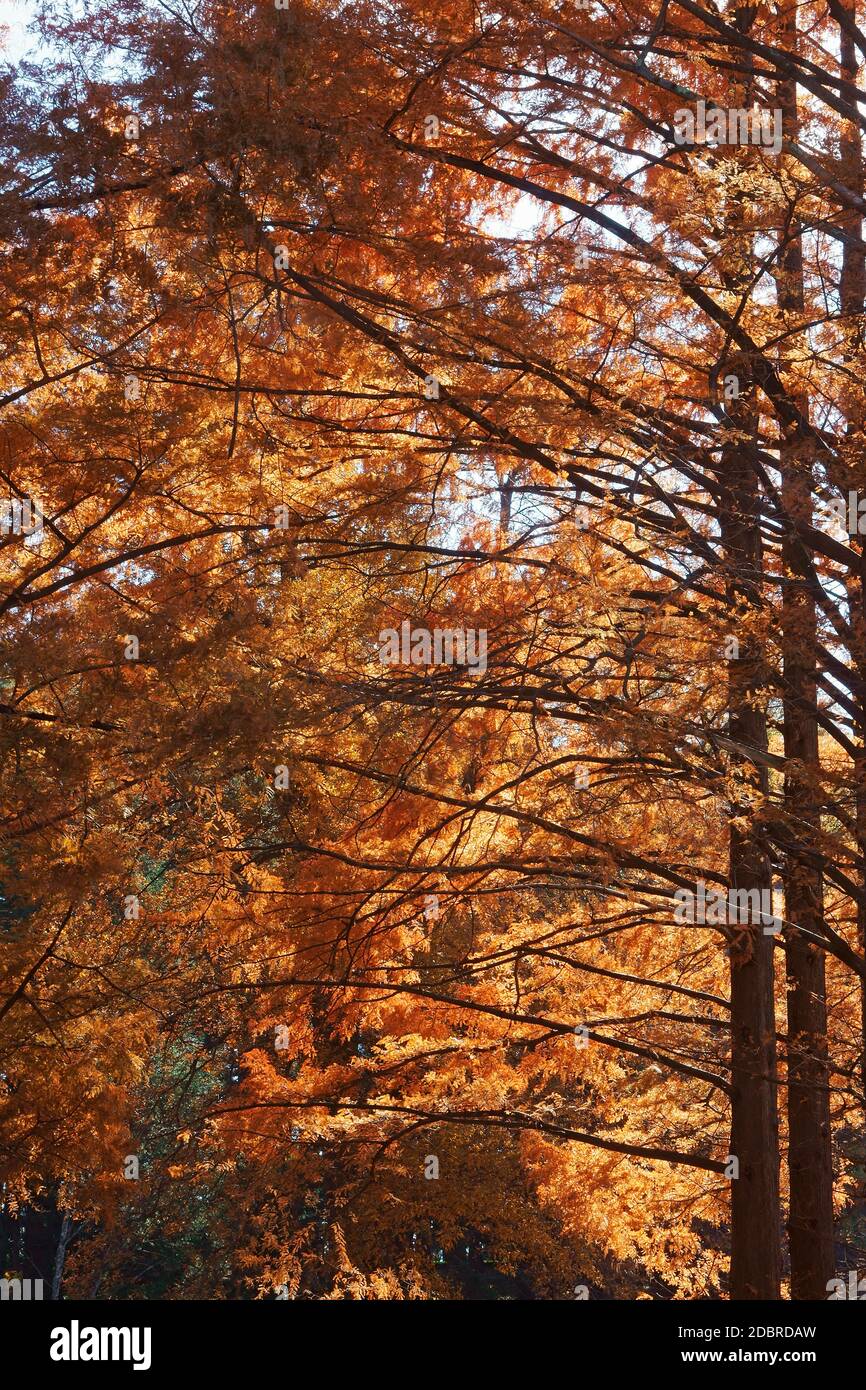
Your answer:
[1,0,866,1302]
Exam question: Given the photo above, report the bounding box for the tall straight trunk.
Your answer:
[722,436,782,1299]
[719,12,781,1295]
[836,0,866,1113]
[51,1213,72,1301]
[774,2,835,1299]
[780,465,834,1295]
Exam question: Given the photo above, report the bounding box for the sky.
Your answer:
[0,0,38,62]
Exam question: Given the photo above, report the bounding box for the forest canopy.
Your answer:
[1,0,866,1303]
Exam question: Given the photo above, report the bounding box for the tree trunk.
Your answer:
[774,0,835,1298]
[780,468,834,1294]
[724,475,782,1298]
[51,1213,72,1301]
[836,0,866,1122]
[719,388,781,1297]
[721,9,782,1299]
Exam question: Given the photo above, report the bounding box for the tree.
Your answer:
[2,0,865,1301]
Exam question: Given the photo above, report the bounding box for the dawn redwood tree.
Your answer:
[2,0,866,1300]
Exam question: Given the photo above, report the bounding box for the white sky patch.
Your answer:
[481,191,542,240]
[0,0,38,61]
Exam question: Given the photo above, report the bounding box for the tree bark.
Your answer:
[774,0,835,1299]
[723,448,782,1298]
[51,1213,72,1301]
[836,0,866,1122]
